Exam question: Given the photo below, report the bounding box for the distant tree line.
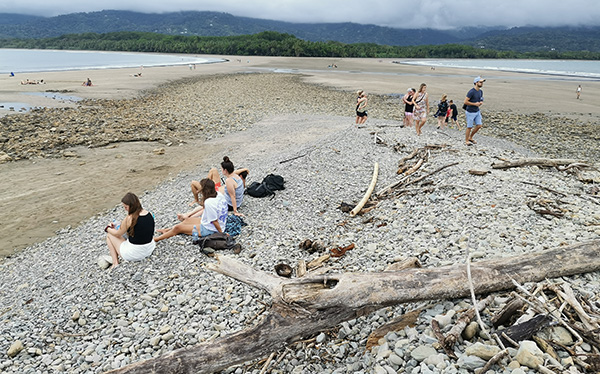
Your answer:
[1,31,599,60]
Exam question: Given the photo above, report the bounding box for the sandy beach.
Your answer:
[1,54,600,374]
[0,55,599,258]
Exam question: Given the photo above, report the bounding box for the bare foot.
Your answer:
[177,213,186,221]
[107,263,119,272]
[188,200,199,207]
[469,139,477,144]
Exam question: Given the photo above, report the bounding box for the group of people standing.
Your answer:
[358,75,486,146]
[104,156,248,271]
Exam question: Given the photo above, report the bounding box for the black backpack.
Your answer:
[195,232,236,250]
[246,174,285,198]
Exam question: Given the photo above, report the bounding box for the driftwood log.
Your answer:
[350,162,378,216]
[109,240,600,374]
[491,158,587,170]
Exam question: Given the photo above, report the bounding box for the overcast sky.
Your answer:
[2,0,599,30]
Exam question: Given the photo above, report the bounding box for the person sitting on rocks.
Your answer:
[155,179,228,242]
[189,156,248,217]
[105,192,155,270]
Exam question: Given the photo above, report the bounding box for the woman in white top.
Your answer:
[154,179,227,241]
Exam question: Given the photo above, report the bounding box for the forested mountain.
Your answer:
[468,26,600,52]
[0,10,598,52]
[0,10,460,46]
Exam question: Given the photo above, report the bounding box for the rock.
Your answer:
[537,326,573,346]
[7,340,24,357]
[434,309,455,328]
[97,255,113,269]
[0,152,12,163]
[410,345,437,361]
[316,332,326,344]
[62,151,78,158]
[153,148,165,155]
[465,342,501,360]
[71,310,80,321]
[515,340,544,369]
[456,354,486,370]
[462,321,479,340]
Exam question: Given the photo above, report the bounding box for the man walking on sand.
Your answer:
[464,76,485,145]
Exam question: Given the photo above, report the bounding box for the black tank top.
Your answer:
[129,213,155,245]
[405,95,414,112]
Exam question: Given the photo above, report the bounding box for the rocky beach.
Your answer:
[0,57,600,373]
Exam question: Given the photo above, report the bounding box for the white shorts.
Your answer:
[120,239,155,262]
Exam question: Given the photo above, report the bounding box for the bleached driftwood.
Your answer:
[491,158,587,170]
[109,240,600,374]
[350,162,378,216]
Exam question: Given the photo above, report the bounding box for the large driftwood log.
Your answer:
[109,240,600,374]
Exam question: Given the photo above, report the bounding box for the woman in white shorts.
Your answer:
[105,192,155,270]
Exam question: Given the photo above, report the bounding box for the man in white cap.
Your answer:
[464,76,485,145]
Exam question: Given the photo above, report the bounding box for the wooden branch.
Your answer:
[279,153,308,164]
[477,349,508,374]
[556,283,599,332]
[110,240,600,374]
[403,162,459,188]
[385,257,421,271]
[375,175,411,197]
[432,319,458,359]
[491,297,525,328]
[444,296,494,348]
[404,158,424,176]
[468,169,489,176]
[350,162,378,216]
[399,148,419,165]
[366,307,423,350]
[491,158,586,170]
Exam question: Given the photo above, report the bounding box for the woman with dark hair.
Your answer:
[189,157,248,215]
[105,192,155,270]
[155,178,228,242]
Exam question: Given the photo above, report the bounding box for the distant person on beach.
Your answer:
[355,90,363,124]
[356,92,368,125]
[464,76,485,145]
[413,83,429,135]
[83,78,92,86]
[447,100,459,129]
[154,179,228,242]
[105,192,155,270]
[403,88,416,128]
[189,157,248,217]
[576,85,582,99]
[434,94,449,129]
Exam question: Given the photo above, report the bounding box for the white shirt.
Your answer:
[201,192,228,233]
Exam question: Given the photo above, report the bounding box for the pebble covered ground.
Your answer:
[1,73,600,373]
